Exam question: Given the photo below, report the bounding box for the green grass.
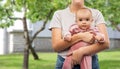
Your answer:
[0,52,57,69]
[0,50,120,69]
[98,50,120,69]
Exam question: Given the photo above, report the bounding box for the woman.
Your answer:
[49,0,110,69]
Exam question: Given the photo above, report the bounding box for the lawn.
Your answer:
[0,52,57,69]
[98,49,120,69]
[0,50,120,69]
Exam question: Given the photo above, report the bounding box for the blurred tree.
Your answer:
[85,0,120,31]
[0,0,69,69]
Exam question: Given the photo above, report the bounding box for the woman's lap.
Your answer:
[55,55,99,69]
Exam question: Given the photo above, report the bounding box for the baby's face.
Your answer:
[76,11,93,30]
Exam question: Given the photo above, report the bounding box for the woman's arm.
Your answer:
[51,28,93,52]
[51,28,81,52]
[83,23,110,55]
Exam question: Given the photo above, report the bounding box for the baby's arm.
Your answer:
[95,33,105,44]
[64,33,72,42]
[89,27,105,44]
[64,24,79,42]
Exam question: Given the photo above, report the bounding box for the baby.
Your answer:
[62,8,104,69]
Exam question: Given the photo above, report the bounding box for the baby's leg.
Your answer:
[62,56,72,69]
[80,56,92,69]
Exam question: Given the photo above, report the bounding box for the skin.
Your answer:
[76,9,104,43]
[76,9,93,30]
[51,0,110,66]
[64,9,94,42]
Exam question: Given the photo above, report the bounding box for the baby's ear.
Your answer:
[91,18,93,22]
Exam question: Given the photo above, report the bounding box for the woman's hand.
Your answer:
[79,32,94,43]
[70,48,84,66]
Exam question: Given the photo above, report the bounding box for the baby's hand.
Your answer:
[81,32,94,43]
[64,34,72,42]
[95,33,105,44]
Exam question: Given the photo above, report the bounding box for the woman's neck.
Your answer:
[69,4,85,13]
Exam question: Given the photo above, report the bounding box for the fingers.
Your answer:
[89,31,96,35]
[89,35,95,43]
[64,34,72,42]
[71,51,79,65]
[71,59,74,68]
[67,52,73,56]
[82,32,94,42]
[70,49,84,68]
[72,58,79,65]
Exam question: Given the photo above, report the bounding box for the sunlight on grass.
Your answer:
[98,50,120,69]
[29,52,57,69]
[0,50,120,69]
[0,53,57,69]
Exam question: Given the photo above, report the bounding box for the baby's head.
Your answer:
[76,8,93,30]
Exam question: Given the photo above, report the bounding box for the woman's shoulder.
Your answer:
[88,8,102,14]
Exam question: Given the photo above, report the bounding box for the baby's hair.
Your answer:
[75,8,92,22]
